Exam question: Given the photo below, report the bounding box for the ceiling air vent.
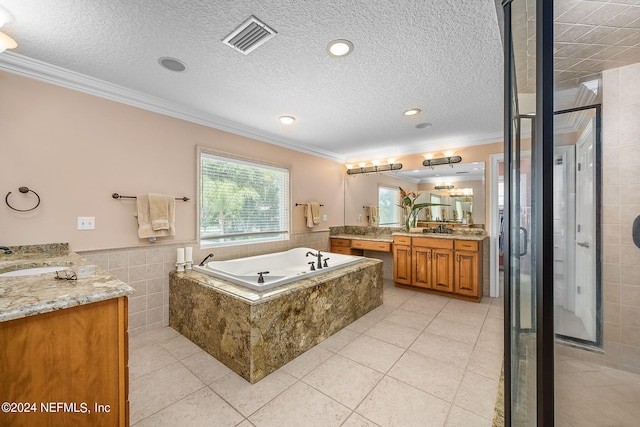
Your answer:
[222,15,277,55]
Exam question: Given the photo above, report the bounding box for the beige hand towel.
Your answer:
[369,206,378,225]
[310,202,321,224]
[305,203,315,227]
[135,194,176,239]
[149,193,170,231]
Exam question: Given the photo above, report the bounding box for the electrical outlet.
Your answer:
[322,214,328,221]
[77,216,95,230]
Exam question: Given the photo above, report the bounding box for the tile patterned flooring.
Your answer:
[129,280,504,426]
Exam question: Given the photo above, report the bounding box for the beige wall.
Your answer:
[0,72,344,251]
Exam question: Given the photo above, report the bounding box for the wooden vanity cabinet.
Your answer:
[411,237,454,293]
[0,297,129,427]
[330,238,391,255]
[330,238,363,255]
[392,236,412,285]
[394,236,483,302]
[454,240,481,298]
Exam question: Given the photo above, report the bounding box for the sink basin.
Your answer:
[0,266,70,277]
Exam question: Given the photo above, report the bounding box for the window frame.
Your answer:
[197,146,291,248]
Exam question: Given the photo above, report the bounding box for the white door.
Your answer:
[574,118,596,342]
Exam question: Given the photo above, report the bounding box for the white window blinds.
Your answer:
[200,152,289,245]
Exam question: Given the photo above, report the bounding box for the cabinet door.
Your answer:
[412,247,432,289]
[393,245,412,284]
[431,249,454,293]
[455,250,480,297]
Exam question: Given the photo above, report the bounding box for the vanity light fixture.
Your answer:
[0,5,17,53]
[346,161,403,176]
[422,155,462,169]
[403,108,421,116]
[434,184,454,190]
[279,116,296,125]
[327,39,353,57]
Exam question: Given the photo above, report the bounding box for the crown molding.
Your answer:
[0,52,345,162]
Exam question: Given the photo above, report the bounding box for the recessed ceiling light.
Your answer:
[327,39,353,57]
[158,57,186,72]
[279,116,295,125]
[416,122,432,129]
[403,108,421,116]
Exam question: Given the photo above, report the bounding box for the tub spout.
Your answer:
[198,253,214,266]
[0,246,12,254]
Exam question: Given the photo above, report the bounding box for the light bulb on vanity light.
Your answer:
[0,5,17,53]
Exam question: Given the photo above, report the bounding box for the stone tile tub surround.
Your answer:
[170,258,383,383]
[0,243,133,322]
[80,230,331,336]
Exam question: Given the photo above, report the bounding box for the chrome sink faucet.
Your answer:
[306,250,323,269]
[0,246,12,254]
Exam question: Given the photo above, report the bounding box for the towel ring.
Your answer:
[5,187,41,212]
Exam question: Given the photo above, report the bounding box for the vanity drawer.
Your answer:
[330,238,351,247]
[455,240,479,252]
[351,240,391,252]
[331,246,356,255]
[393,236,412,246]
[412,237,454,250]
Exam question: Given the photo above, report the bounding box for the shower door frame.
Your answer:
[503,0,555,425]
[553,104,603,349]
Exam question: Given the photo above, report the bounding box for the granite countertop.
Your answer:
[392,231,487,241]
[330,234,394,242]
[331,232,487,242]
[0,243,134,322]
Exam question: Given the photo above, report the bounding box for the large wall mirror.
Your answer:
[344,162,485,227]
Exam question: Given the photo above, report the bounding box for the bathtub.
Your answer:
[193,247,365,291]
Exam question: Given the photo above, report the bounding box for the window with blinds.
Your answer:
[199,151,290,246]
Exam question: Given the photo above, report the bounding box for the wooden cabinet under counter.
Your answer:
[330,237,391,255]
[394,235,484,302]
[393,236,412,285]
[0,297,129,427]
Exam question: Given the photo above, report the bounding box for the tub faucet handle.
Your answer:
[323,258,330,268]
[308,261,316,271]
[257,271,270,283]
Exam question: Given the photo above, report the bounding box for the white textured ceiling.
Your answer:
[0,0,504,162]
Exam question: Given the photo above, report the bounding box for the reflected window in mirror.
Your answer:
[378,186,402,226]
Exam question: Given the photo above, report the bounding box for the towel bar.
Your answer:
[112,193,190,202]
[295,202,324,206]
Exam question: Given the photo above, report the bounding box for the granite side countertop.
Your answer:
[331,232,487,242]
[330,234,394,243]
[0,244,134,322]
[392,231,487,241]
